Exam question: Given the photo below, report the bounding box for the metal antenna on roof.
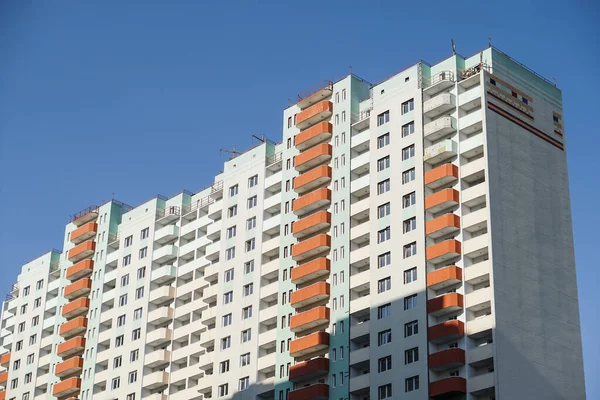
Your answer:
[451,39,456,55]
[350,65,353,75]
[553,77,557,86]
[220,146,242,160]
[488,37,492,48]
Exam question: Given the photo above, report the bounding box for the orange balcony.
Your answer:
[295,122,333,151]
[0,390,5,400]
[295,144,332,172]
[55,357,84,377]
[59,317,88,339]
[64,278,92,300]
[62,298,90,319]
[70,222,97,245]
[57,337,86,358]
[428,348,465,371]
[426,240,461,264]
[291,257,330,284]
[424,163,459,189]
[0,372,7,384]
[292,211,331,238]
[71,205,98,226]
[292,234,330,262]
[289,383,329,400]
[290,282,330,309]
[290,306,330,333]
[68,241,96,263]
[52,377,81,398]
[296,100,333,130]
[66,259,94,281]
[289,357,329,382]
[428,293,464,316]
[0,353,9,366]
[425,188,459,213]
[293,166,332,195]
[290,331,329,358]
[426,214,460,238]
[428,320,464,343]
[427,266,462,290]
[293,188,331,216]
[429,377,467,397]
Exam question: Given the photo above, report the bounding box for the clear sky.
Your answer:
[1,0,598,396]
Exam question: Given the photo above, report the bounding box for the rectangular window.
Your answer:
[135,287,144,299]
[141,227,149,239]
[115,335,124,347]
[378,277,391,293]
[36,279,44,290]
[128,371,137,384]
[378,355,392,372]
[378,329,392,346]
[132,328,141,341]
[117,315,126,327]
[405,375,420,392]
[119,294,128,307]
[112,377,120,390]
[378,203,390,219]
[240,353,250,367]
[377,179,390,195]
[242,306,253,319]
[124,236,133,247]
[241,329,251,343]
[248,175,258,188]
[228,205,237,217]
[247,195,257,209]
[223,291,233,304]
[225,268,234,282]
[243,283,253,297]
[404,294,417,310]
[403,217,416,233]
[402,144,415,160]
[137,266,146,280]
[229,185,238,197]
[402,121,415,137]
[405,347,419,364]
[223,313,232,327]
[404,320,418,337]
[402,168,415,184]
[403,192,416,208]
[218,384,228,397]
[246,217,256,230]
[378,252,391,268]
[221,336,231,350]
[378,227,391,243]
[134,308,143,320]
[113,356,122,369]
[121,274,129,287]
[226,225,236,238]
[245,238,256,252]
[122,255,131,266]
[220,360,230,373]
[377,133,390,148]
[226,247,235,260]
[401,99,414,114]
[244,260,254,274]
[378,383,392,399]
[378,303,392,319]
[377,111,390,126]
[239,376,250,391]
[139,247,147,259]
[130,349,139,362]
[377,156,390,172]
[403,242,417,258]
[404,267,417,284]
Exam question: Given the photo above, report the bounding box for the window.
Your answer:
[111,377,120,390]
[378,355,392,372]
[128,370,137,384]
[378,227,391,243]
[141,227,149,239]
[117,314,126,327]
[342,110,346,122]
[113,356,122,369]
[242,306,252,319]
[342,89,347,100]
[20,304,27,314]
[378,203,390,219]
[139,247,147,259]
[226,225,236,238]
[287,117,292,129]
[228,205,237,217]
[245,238,255,252]
[13,360,20,370]
[243,283,253,297]
[378,329,392,346]
[223,291,233,304]
[218,384,229,397]
[16,340,23,351]
[225,268,235,282]
[402,168,415,184]
[397,193,412,210]
[247,196,257,209]
[132,328,141,341]
[122,255,131,266]
[377,111,390,126]
[553,115,560,123]
[241,329,251,343]
[34,297,41,308]
[378,303,391,319]
[28,335,36,346]
[121,274,129,287]
[221,336,231,350]
[119,294,128,307]
[403,242,417,258]
[378,252,391,268]
[405,375,420,392]
[26,353,34,365]
[10,378,17,389]
[248,175,258,188]
[244,260,254,274]
[402,121,415,137]
[490,78,496,86]
[137,266,146,280]
[404,267,417,284]
[135,287,144,299]
[405,347,419,364]
[36,279,44,290]
[402,99,414,114]
[522,97,529,105]
[24,372,32,384]
[402,144,415,160]
[124,236,133,247]
[240,353,250,367]
[377,179,390,195]
[115,335,124,347]
[403,217,416,233]
[377,133,390,148]
[130,349,139,362]
[223,314,232,327]
[378,383,392,399]
[220,360,230,373]
[226,247,235,260]
[404,320,418,337]
[229,184,238,197]
[404,294,417,310]
[127,393,136,400]
[246,217,256,230]
[378,277,391,293]
[377,156,390,171]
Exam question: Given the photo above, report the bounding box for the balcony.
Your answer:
[293,211,331,239]
[57,337,86,358]
[464,260,489,286]
[143,371,169,390]
[62,298,90,319]
[426,213,460,238]
[154,225,179,245]
[293,188,331,216]
[148,307,174,326]
[423,71,455,95]
[429,348,465,371]
[153,245,178,264]
[289,383,328,400]
[469,372,495,395]
[427,293,464,316]
[66,259,94,281]
[429,377,467,398]
[467,315,493,338]
[292,234,330,262]
[146,328,172,347]
[424,139,458,165]
[52,377,81,398]
[296,100,333,130]
[424,116,456,140]
[465,287,492,312]
[64,278,92,300]
[145,350,170,368]
[71,206,98,226]
[295,144,332,172]
[426,240,462,264]
[59,317,88,338]
[149,286,175,305]
[427,266,462,290]
[290,331,329,357]
[55,357,84,378]
[291,257,330,285]
[0,353,9,367]
[295,122,333,151]
[468,343,493,367]
[290,306,330,333]
[151,265,177,284]
[156,206,181,225]
[424,163,459,189]
[68,241,95,263]
[424,92,455,118]
[290,282,330,309]
[0,372,6,384]
[70,222,97,245]
[289,357,329,382]
[293,166,332,195]
[459,108,483,135]
[428,320,464,343]
[425,188,459,213]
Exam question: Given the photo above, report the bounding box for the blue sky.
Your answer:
[1,0,598,396]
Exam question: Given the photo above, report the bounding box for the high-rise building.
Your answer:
[0,46,585,400]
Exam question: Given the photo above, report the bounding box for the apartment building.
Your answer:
[0,45,585,400]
